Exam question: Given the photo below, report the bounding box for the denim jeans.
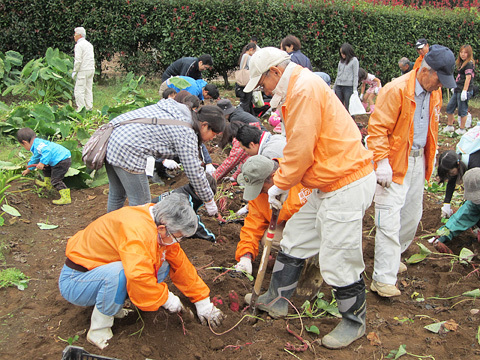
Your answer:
[105,162,151,213]
[334,85,354,111]
[59,261,170,316]
[446,91,473,117]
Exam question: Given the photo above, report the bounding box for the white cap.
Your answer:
[243,47,291,93]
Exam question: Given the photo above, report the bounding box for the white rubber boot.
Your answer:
[87,306,114,350]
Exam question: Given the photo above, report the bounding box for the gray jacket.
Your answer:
[334,57,359,90]
[259,132,286,159]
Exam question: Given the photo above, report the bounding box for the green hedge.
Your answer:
[1,0,479,86]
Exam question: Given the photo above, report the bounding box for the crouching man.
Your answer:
[58,193,224,350]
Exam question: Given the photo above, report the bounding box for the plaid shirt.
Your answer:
[106,99,214,202]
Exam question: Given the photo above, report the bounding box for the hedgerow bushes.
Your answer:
[0,0,478,85]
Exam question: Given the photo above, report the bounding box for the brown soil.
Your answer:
[1,107,480,360]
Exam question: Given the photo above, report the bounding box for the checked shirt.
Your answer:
[106,98,214,202]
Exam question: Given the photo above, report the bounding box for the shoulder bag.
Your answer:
[82,118,192,170]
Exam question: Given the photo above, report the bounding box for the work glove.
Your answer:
[236,204,249,216]
[268,185,289,210]
[205,199,218,216]
[195,297,224,327]
[205,163,216,176]
[441,203,453,218]
[71,71,76,79]
[359,93,364,101]
[163,159,180,170]
[235,256,253,275]
[162,291,184,313]
[375,158,393,188]
[461,90,467,102]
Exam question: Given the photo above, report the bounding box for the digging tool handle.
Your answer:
[250,207,280,312]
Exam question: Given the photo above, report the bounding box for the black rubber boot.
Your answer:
[322,277,366,349]
[250,252,305,318]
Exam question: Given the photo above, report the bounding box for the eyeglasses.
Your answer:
[166,228,183,243]
[158,227,184,246]
[253,70,270,92]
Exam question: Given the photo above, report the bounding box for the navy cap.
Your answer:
[424,45,456,89]
[415,38,428,49]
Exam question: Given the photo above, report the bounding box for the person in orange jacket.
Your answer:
[58,193,224,350]
[367,45,456,299]
[234,155,312,275]
[242,47,376,350]
[413,38,429,70]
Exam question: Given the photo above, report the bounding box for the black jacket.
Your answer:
[229,108,267,131]
[162,57,201,82]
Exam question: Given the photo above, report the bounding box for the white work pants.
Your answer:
[74,69,94,111]
[280,171,376,287]
[373,153,425,285]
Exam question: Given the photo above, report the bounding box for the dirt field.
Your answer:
[1,107,480,360]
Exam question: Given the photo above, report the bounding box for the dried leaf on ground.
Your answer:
[443,319,458,331]
[367,332,382,346]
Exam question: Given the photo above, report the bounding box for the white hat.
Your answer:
[243,47,291,93]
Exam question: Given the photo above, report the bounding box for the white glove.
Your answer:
[441,203,453,218]
[205,199,218,216]
[163,159,180,170]
[194,297,224,327]
[451,88,455,94]
[205,163,216,175]
[375,87,380,95]
[236,204,249,216]
[71,72,76,79]
[235,256,252,275]
[353,90,358,96]
[375,158,393,188]
[359,93,364,101]
[162,291,184,313]
[267,185,289,210]
[225,177,236,182]
[461,90,467,102]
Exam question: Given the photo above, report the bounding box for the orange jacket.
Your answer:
[367,70,441,184]
[235,183,312,261]
[65,204,209,311]
[274,65,373,193]
[413,54,424,70]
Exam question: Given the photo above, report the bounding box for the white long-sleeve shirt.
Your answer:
[74,37,95,73]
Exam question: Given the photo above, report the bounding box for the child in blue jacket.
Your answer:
[18,128,72,205]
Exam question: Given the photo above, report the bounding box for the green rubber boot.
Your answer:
[52,188,71,205]
[246,252,304,318]
[322,278,366,349]
[35,177,53,190]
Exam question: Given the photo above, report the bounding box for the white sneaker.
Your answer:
[443,125,454,133]
[455,128,466,135]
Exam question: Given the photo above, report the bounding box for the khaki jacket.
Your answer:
[367,69,441,183]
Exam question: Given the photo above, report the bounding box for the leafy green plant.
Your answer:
[386,344,435,359]
[424,180,447,194]
[0,50,23,92]
[58,334,79,345]
[3,48,73,104]
[0,268,29,290]
[287,292,340,319]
